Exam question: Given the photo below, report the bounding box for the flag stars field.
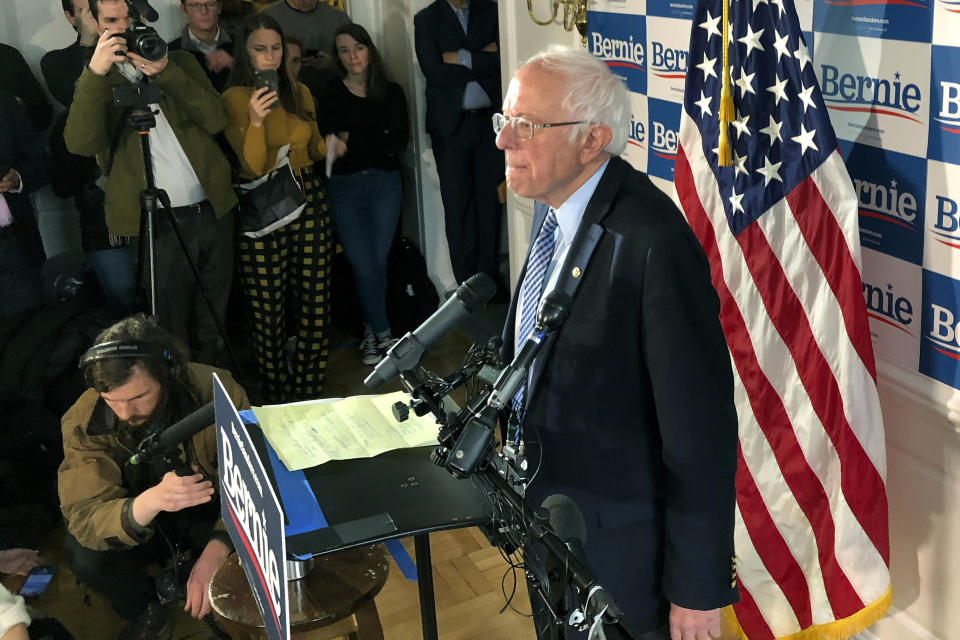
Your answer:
[697,52,718,80]
[760,114,783,144]
[767,75,790,106]
[773,30,791,62]
[737,66,757,96]
[696,90,714,117]
[792,123,819,156]
[739,24,765,57]
[700,11,722,39]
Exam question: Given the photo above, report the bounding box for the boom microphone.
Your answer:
[364,273,497,389]
[129,401,215,465]
[128,0,160,22]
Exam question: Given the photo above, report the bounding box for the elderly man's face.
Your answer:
[496,64,589,209]
[100,366,162,427]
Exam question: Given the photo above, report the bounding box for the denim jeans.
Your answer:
[327,168,402,335]
[86,246,136,311]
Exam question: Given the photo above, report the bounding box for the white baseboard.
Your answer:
[851,607,944,640]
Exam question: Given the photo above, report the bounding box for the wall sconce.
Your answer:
[527,0,589,47]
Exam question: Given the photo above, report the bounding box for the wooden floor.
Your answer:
[3,320,538,639]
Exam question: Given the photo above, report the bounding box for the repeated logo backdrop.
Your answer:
[588,0,960,389]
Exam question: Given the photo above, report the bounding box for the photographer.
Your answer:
[64,0,238,364]
[58,315,249,638]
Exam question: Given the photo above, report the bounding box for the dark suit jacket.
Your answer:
[503,156,739,632]
[41,39,90,109]
[0,43,52,132]
[414,0,501,138]
[0,92,50,266]
[41,42,111,251]
[168,26,235,94]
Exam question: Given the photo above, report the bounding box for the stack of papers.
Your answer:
[254,391,440,471]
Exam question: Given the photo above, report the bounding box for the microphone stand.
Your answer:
[391,293,637,639]
[477,465,637,639]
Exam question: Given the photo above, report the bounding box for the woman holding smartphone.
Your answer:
[319,24,410,365]
[222,13,335,402]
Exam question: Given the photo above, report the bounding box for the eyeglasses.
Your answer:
[184,1,219,11]
[492,112,585,140]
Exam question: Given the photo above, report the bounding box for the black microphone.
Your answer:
[542,494,588,563]
[129,401,215,465]
[444,291,571,478]
[128,0,160,22]
[487,291,571,410]
[364,273,496,389]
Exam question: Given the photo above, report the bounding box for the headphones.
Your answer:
[78,340,176,376]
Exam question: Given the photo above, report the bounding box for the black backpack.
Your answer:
[386,236,440,335]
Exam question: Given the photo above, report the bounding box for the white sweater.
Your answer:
[0,583,29,637]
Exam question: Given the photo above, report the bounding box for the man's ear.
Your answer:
[580,123,613,164]
[65,11,79,29]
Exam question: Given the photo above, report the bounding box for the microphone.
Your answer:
[542,494,588,563]
[444,292,571,478]
[364,273,497,389]
[128,0,160,22]
[129,401,215,465]
[486,291,571,410]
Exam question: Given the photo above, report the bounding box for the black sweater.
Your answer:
[317,80,409,175]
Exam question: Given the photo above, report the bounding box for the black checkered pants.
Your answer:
[236,170,332,402]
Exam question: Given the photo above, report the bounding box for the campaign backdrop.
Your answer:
[588,0,960,390]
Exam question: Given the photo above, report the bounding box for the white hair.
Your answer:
[522,45,632,156]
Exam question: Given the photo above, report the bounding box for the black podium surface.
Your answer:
[246,424,494,639]
[287,444,492,557]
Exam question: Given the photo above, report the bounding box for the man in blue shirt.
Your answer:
[415,0,506,291]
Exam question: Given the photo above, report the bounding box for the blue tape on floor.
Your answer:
[385,539,418,582]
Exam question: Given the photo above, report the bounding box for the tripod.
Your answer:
[118,80,241,372]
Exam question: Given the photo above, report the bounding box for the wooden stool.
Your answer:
[209,544,390,640]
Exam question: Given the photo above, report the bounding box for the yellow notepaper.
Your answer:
[253,391,440,471]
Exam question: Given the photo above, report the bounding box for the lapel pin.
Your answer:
[571,267,582,278]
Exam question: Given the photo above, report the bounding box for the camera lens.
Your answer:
[127,25,167,62]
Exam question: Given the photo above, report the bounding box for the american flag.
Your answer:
[674,0,892,637]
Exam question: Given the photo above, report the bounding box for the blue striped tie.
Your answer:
[512,208,559,416]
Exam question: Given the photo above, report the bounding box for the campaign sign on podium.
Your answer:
[213,375,289,640]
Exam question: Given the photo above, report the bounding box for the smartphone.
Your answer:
[19,565,56,597]
[254,69,280,110]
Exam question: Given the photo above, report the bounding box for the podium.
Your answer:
[245,421,493,640]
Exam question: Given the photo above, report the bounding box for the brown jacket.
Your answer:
[58,364,249,551]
